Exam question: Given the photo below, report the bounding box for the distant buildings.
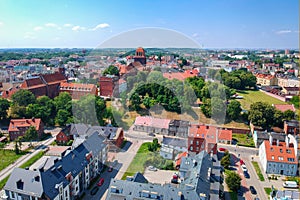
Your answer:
[8,118,44,141]
[99,75,118,97]
[284,120,300,135]
[133,116,171,135]
[256,74,277,86]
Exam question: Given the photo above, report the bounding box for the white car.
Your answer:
[241,164,247,172]
[148,166,158,171]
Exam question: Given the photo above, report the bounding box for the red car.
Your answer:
[219,147,227,152]
[240,159,245,165]
[97,178,104,186]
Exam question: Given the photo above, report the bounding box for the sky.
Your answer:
[0,0,298,49]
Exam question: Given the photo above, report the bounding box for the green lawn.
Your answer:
[232,133,255,147]
[0,175,10,189]
[264,187,276,196]
[0,149,23,171]
[237,90,287,110]
[121,142,151,180]
[251,161,265,181]
[19,151,45,169]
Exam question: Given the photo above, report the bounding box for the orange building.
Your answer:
[8,118,44,141]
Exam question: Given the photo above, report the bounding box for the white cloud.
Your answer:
[275,30,292,34]
[45,23,58,27]
[192,33,199,37]
[64,23,72,27]
[90,23,110,31]
[33,26,43,31]
[72,25,86,31]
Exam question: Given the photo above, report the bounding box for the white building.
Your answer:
[159,136,187,159]
[259,136,298,176]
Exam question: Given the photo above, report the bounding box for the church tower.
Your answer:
[133,47,146,66]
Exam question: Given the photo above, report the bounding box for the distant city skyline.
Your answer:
[0,0,298,49]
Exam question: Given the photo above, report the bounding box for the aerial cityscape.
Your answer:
[0,1,299,200]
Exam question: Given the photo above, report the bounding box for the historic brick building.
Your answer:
[133,47,146,66]
[99,75,118,97]
[20,72,67,98]
[8,118,44,141]
[59,82,98,100]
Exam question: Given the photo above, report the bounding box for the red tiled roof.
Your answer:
[60,82,96,91]
[263,140,297,164]
[163,69,198,81]
[134,116,171,129]
[8,118,42,132]
[42,72,66,84]
[175,151,188,166]
[256,74,275,80]
[218,129,232,141]
[273,104,296,112]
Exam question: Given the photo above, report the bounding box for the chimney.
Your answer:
[269,134,273,145]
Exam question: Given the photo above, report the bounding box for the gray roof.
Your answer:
[106,179,200,200]
[162,136,187,148]
[5,132,107,200]
[179,151,212,198]
[275,190,300,200]
[256,131,286,141]
[4,168,43,198]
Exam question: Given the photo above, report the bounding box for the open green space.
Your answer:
[237,90,287,110]
[232,133,255,147]
[251,161,265,181]
[0,149,23,171]
[19,151,45,169]
[264,187,276,196]
[121,142,151,180]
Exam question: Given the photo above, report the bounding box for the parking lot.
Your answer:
[143,169,177,184]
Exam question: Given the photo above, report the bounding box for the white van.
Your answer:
[283,181,298,188]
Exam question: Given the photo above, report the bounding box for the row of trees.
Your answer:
[1,89,111,127]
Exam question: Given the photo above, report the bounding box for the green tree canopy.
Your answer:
[23,126,38,141]
[103,65,119,76]
[248,102,275,130]
[0,98,10,120]
[225,171,242,191]
[11,89,36,106]
[227,100,242,120]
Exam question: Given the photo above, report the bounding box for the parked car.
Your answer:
[97,178,104,186]
[107,166,113,172]
[283,181,298,188]
[249,186,257,194]
[148,133,156,137]
[171,178,178,184]
[90,186,99,195]
[243,171,250,178]
[148,166,158,171]
[239,159,245,165]
[219,147,227,152]
[241,164,247,172]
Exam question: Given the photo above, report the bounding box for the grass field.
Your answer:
[251,161,265,181]
[237,90,287,110]
[232,133,255,147]
[121,142,151,180]
[19,151,45,169]
[0,149,23,172]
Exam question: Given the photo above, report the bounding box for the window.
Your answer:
[196,141,199,145]
[286,149,291,153]
[279,149,283,153]
[271,156,274,160]
[11,192,15,198]
[288,158,295,162]
[270,148,274,151]
[278,157,283,161]
[190,146,193,151]
[190,140,193,144]
[196,147,199,151]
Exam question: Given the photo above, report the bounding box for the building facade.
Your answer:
[8,118,44,141]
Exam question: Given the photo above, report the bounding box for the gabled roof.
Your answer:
[134,116,171,129]
[162,136,187,148]
[9,118,42,132]
[4,168,43,198]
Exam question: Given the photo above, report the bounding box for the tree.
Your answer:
[10,105,27,119]
[103,65,119,76]
[0,98,10,120]
[14,137,22,154]
[55,109,72,126]
[129,93,141,111]
[23,126,38,142]
[148,138,160,152]
[211,97,226,123]
[221,151,231,169]
[54,92,72,111]
[225,171,242,191]
[11,89,36,106]
[248,102,275,130]
[290,96,299,108]
[283,110,295,121]
[227,100,242,120]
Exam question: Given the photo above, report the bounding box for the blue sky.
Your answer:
[0,0,298,48]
